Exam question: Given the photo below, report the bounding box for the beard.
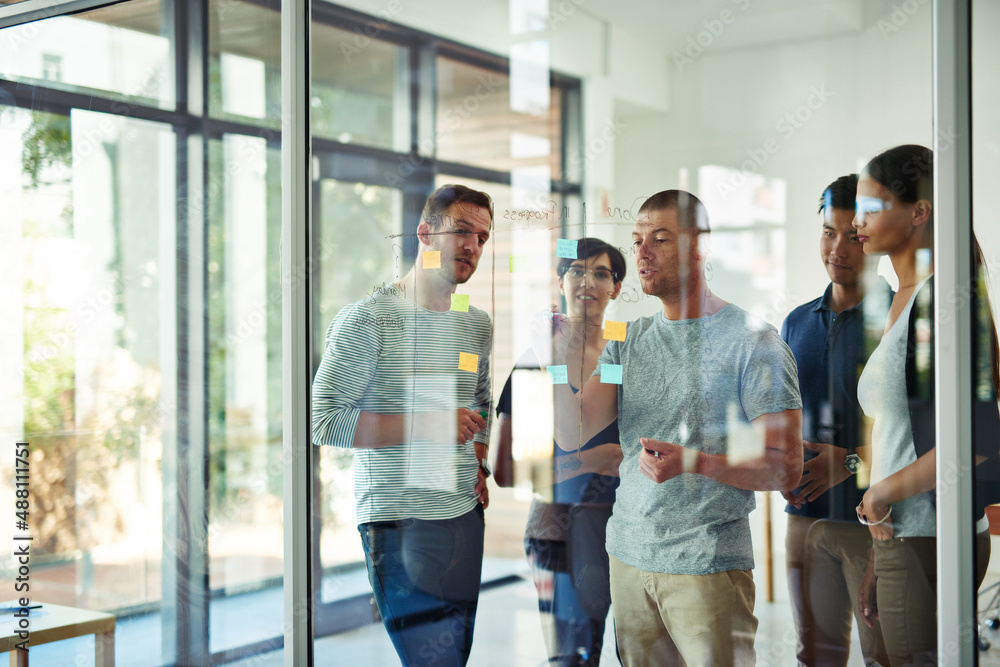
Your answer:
[441,257,476,285]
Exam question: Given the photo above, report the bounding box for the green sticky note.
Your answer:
[451,294,470,312]
[509,255,529,273]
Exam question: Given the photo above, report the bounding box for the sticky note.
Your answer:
[451,294,470,312]
[604,320,626,342]
[423,251,441,269]
[556,238,577,259]
[509,255,529,273]
[546,365,569,384]
[458,352,479,372]
[600,363,623,384]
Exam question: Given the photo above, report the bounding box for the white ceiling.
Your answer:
[582,0,868,55]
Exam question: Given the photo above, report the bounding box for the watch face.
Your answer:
[844,453,861,474]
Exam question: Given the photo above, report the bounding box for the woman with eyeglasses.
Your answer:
[495,237,627,666]
[852,144,999,665]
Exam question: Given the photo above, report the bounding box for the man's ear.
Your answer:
[695,230,711,262]
[417,220,433,246]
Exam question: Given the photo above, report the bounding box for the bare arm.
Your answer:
[553,443,623,482]
[859,448,935,540]
[699,409,803,491]
[639,408,803,492]
[351,409,487,449]
[492,412,515,487]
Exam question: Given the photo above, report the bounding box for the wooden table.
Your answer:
[0,602,115,666]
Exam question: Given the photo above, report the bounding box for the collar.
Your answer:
[814,283,863,315]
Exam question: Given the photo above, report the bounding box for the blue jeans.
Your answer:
[524,504,617,666]
[359,505,485,666]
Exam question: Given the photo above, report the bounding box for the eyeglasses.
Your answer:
[561,267,617,284]
[855,196,893,217]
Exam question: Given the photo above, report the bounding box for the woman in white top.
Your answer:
[853,144,996,666]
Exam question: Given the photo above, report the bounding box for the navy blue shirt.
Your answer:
[781,284,872,521]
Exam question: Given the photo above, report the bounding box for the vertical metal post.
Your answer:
[282,0,313,664]
[164,0,212,664]
[934,0,975,664]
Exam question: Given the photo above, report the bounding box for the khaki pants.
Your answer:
[802,519,888,666]
[609,554,757,666]
[872,531,991,667]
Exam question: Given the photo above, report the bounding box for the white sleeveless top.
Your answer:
[856,279,936,538]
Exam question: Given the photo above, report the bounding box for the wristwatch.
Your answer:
[844,447,861,474]
[479,458,492,478]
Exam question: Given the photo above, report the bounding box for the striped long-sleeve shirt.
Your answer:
[311,283,492,524]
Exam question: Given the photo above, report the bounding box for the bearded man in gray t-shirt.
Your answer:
[546,190,802,666]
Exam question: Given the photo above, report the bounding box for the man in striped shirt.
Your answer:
[312,184,494,667]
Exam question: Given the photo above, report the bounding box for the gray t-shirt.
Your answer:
[597,304,801,575]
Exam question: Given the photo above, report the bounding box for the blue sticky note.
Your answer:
[600,364,623,384]
[546,365,568,384]
[556,238,577,259]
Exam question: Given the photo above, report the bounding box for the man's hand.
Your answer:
[475,464,490,509]
[788,441,851,504]
[638,437,694,484]
[456,409,487,444]
[781,490,803,509]
[858,551,879,628]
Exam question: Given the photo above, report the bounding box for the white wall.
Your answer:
[612,0,935,324]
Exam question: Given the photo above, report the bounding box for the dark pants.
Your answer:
[359,505,485,667]
[525,503,617,666]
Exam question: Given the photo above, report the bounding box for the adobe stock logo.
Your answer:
[672,0,753,73]
[718,84,833,200]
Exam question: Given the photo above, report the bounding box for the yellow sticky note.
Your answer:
[509,255,529,273]
[423,251,441,269]
[458,352,479,372]
[451,294,470,312]
[604,320,626,342]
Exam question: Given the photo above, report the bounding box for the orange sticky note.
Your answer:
[458,352,479,373]
[604,320,626,342]
[423,251,441,269]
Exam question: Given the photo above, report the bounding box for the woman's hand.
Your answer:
[859,483,894,540]
[858,550,879,628]
[528,306,571,364]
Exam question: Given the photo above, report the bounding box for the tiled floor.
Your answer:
[15,557,1000,665]
[230,572,854,667]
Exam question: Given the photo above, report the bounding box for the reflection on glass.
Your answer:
[436,56,562,178]
[779,173,887,665]
[0,0,172,108]
[315,180,402,599]
[856,146,995,665]
[206,136,284,653]
[311,184,495,666]
[972,3,1000,654]
[497,238,625,664]
[0,104,174,663]
[209,0,281,125]
[312,23,409,150]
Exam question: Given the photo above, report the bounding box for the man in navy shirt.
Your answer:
[781,174,889,666]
